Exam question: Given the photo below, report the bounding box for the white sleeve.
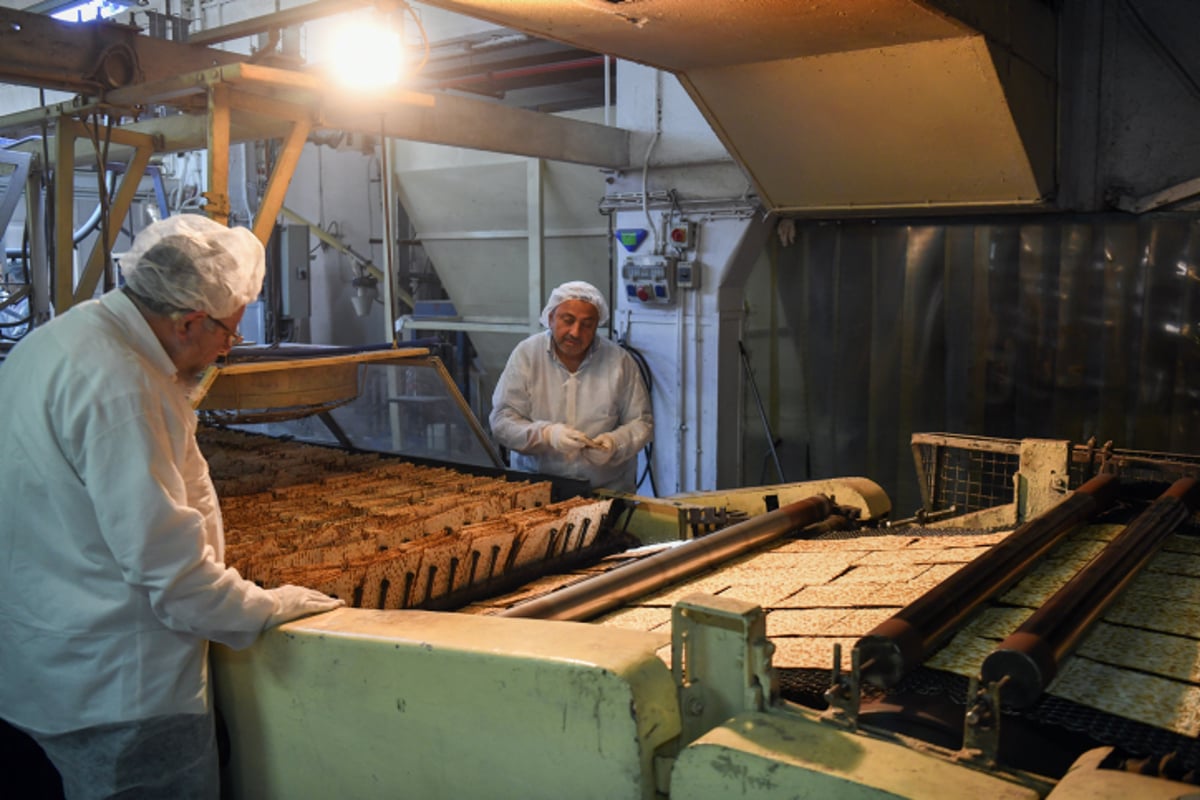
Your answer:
[82,390,276,650]
[489,341,555,455]
[599,351,653,465]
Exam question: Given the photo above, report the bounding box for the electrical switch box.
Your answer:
[668,222,697,249]
[621,255,676,305]
[676,260,699,289]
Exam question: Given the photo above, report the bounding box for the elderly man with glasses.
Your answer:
[0,214,342,799]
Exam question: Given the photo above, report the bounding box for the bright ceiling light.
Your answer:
[317,18,405,91]
[43,0,134,22]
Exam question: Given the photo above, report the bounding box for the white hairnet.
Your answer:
[116,214,265,319]
[539,280,609,328]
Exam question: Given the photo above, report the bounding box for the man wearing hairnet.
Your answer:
[490,280,653,492]
[0,214,342,799]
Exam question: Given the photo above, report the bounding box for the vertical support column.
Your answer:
[380,133,398,342]
[205,81,231,225]
[24,162,50,325]
[527,158,544,331]
[53,118,77,315]
[381,134,404,451]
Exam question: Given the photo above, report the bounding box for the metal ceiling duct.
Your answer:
[415,0,1057,215]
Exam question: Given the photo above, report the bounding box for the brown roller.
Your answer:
[855,473,1120,688]
[981,477,1200,707]
[500,494,833,621]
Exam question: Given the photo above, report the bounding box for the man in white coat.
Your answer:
[0,214,342,799]
[489,280,653,492]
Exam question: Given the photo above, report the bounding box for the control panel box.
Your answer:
[621,255,676,305]
[675,260,699,289]
[669,222,697,249]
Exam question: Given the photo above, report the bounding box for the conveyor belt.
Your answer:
[202,427,1200,781]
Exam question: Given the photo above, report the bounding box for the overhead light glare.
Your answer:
[317,18,405,91]
[46,0,133,22]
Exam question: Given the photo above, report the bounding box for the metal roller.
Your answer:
[855,473,1120,689]
[981,477,1200,707]
[500,494,834,622]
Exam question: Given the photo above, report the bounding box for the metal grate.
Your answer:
[912,433,1200,516]
[912,434,1020,514]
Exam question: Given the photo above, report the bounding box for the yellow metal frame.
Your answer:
[40,61,436,313]
[53,118,154,314]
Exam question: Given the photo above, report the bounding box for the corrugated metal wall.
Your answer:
[742,213,1200,517]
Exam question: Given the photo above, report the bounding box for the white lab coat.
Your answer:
[489,331,652,491]
[0,289,278,735]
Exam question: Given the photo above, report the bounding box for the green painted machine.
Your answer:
[201,359,1200,799]
[215,588,1196,799]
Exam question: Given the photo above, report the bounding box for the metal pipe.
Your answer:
[855,473,1120,688]
[500,494,834,621]
[981,477,1200,707]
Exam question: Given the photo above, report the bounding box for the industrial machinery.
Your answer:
[185,354,1200,799]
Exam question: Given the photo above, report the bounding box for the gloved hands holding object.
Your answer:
[265,584,345,628]
[543,423,592,456]
[581,433,617,465]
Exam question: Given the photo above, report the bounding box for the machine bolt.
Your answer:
[687,698,704,716]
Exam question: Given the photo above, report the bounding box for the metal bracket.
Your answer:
[683,506,748,538]
[1016,439,1072,520]
[960,676,1004,767]
[821,642,861,731]
[671,594,775,747]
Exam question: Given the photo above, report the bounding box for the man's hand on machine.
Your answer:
[265,584,345,628]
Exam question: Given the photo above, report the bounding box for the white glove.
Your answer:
[265,584,344,628]
[543,423,591,455]
[581,433,617,465]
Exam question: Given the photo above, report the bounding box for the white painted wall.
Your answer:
[609,62,769,493]
[284,142,387,345]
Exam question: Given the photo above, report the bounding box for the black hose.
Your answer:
[619,337,658,496]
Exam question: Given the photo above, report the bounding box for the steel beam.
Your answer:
[323,89,631,168]
[1,61,631,169]
[0,6,243,95]
[186,0,373,47]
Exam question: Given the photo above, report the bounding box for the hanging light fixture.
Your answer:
[350,273,379,317]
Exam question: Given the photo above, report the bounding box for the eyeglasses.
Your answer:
[204,314,244,347]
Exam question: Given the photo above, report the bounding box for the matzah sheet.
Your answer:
[1077,622,1200,683]
[771,636,860,670]
[1048,657,1200,737]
